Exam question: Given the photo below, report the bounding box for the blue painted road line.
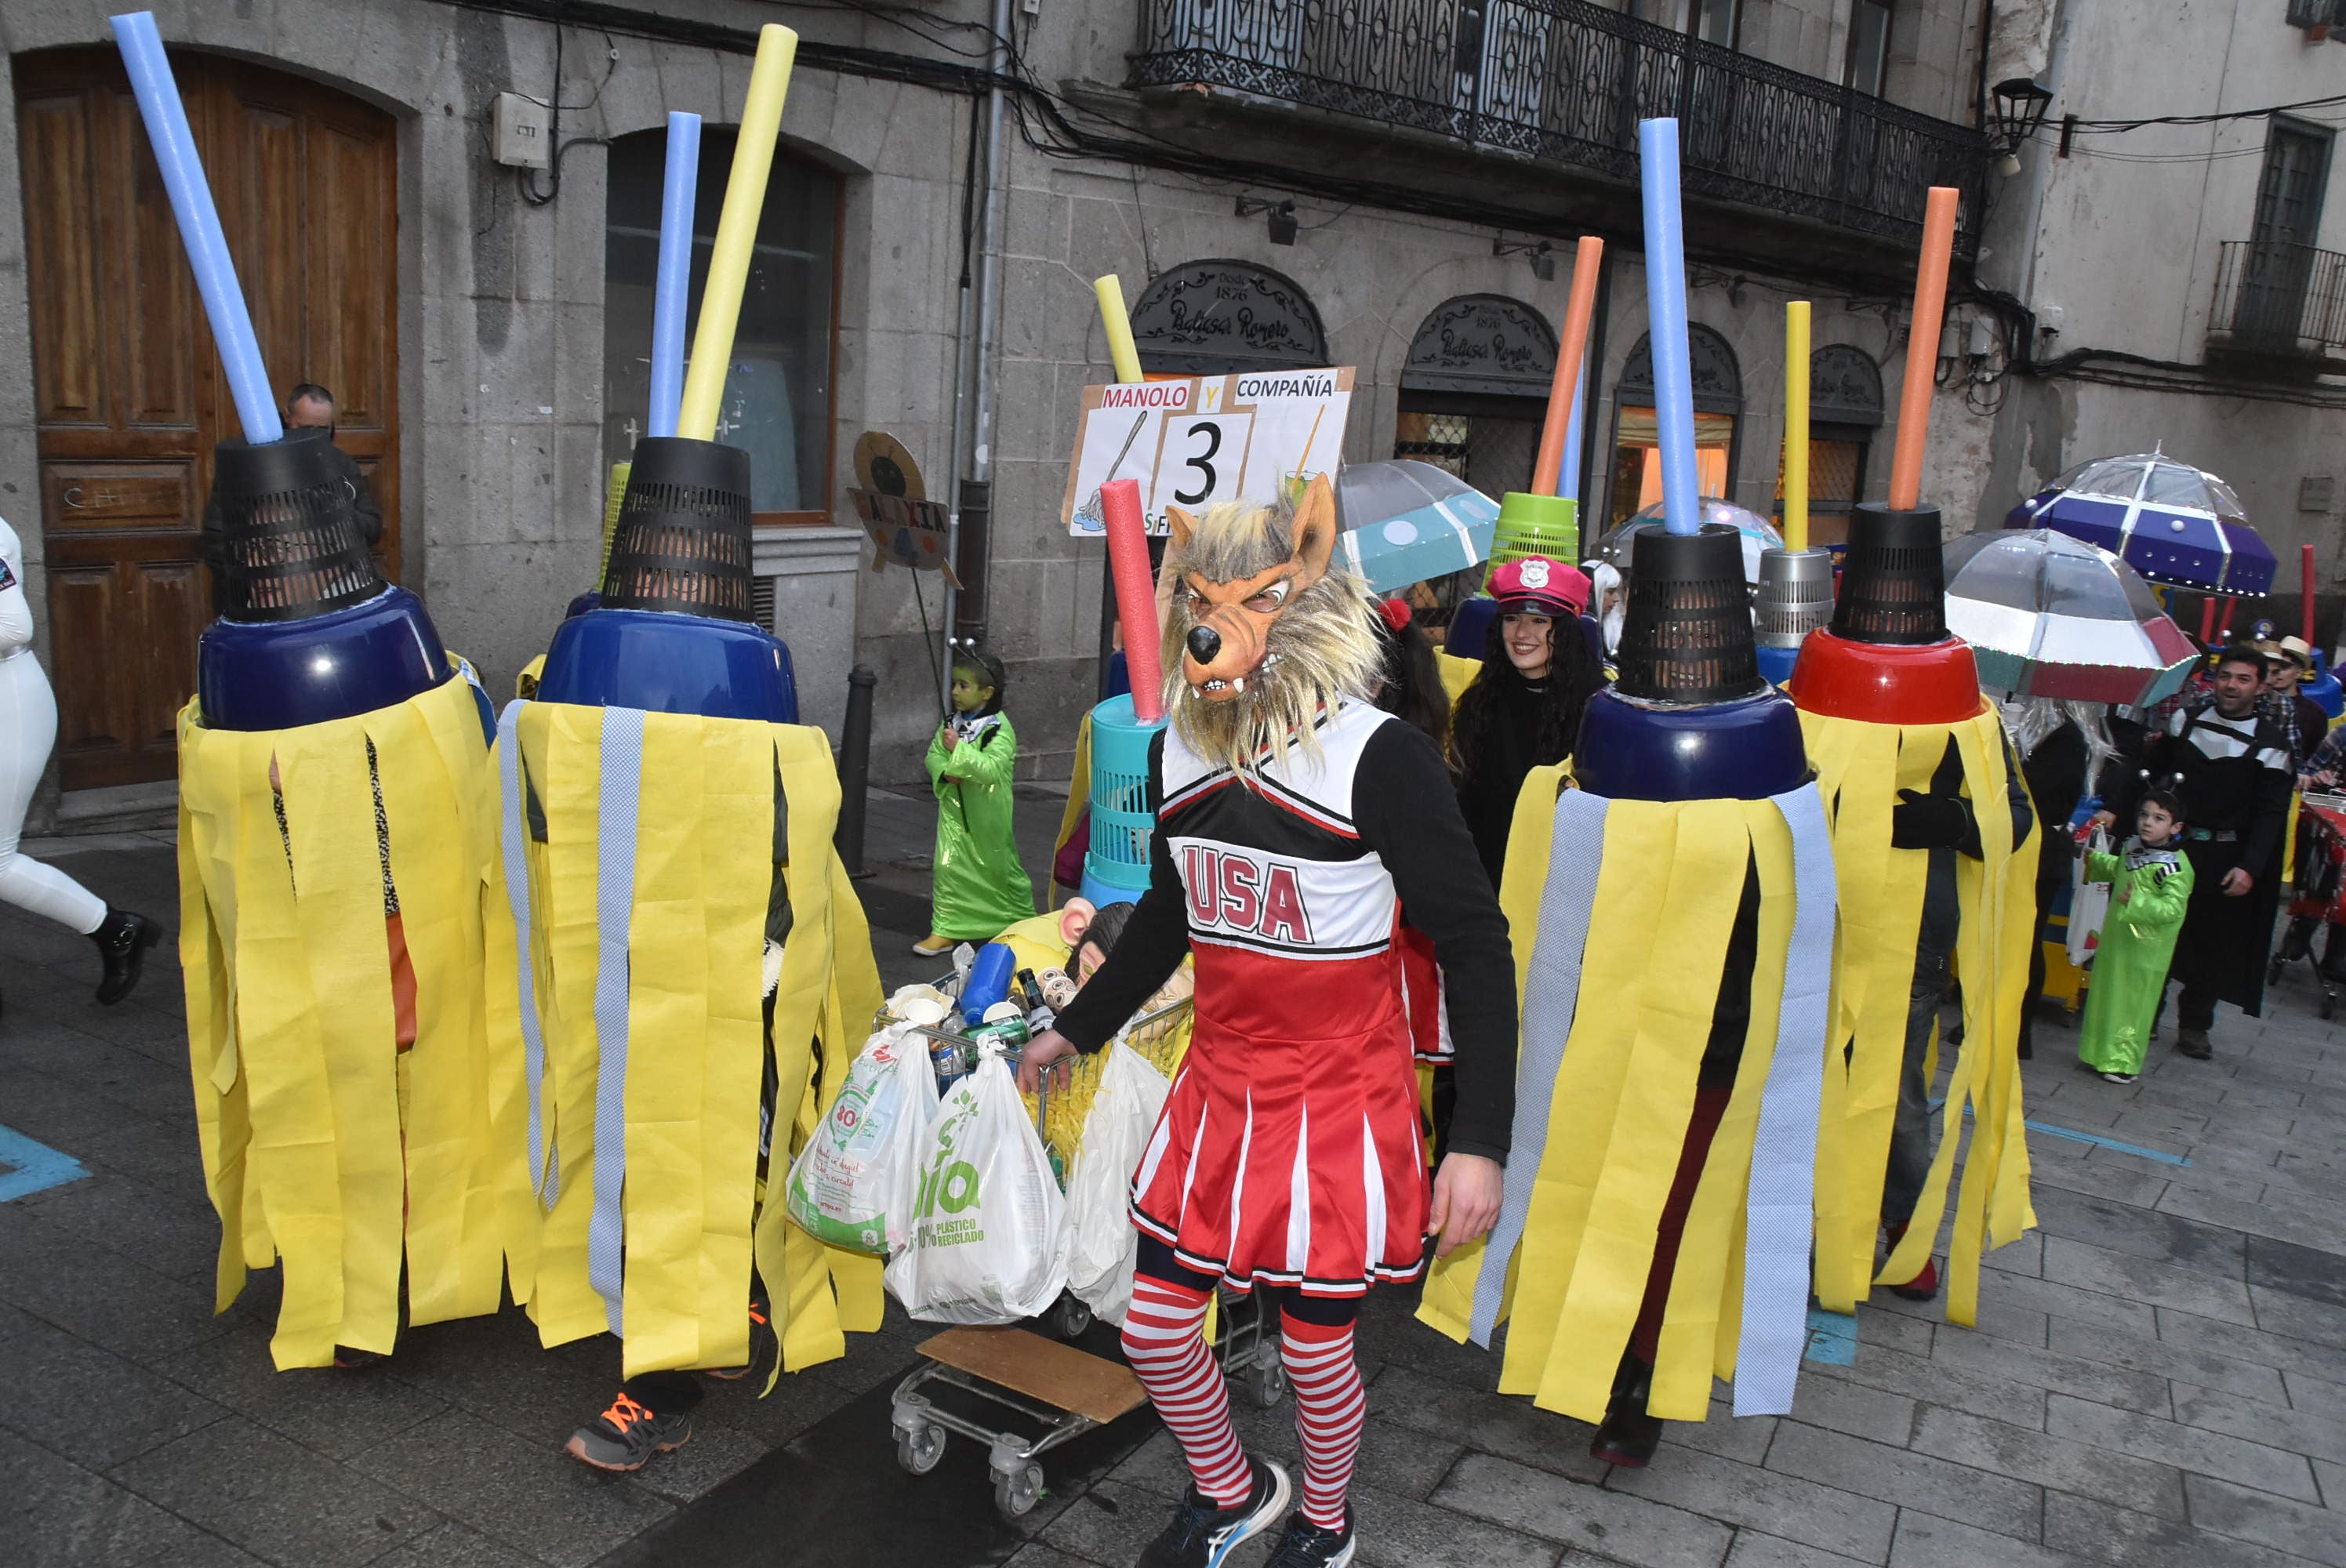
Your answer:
[0,1123,91,1202]
[2021,1120,2192,1166]
[1928,1096,2193,1167]
[1805,1307,1858,1365]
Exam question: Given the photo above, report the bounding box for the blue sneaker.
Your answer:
[1135,1456,1291,1568]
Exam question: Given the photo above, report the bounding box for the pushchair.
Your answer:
[2269,793,2346,1018]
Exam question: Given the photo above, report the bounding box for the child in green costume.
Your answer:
[916,649,1038,956]
[2077,789,2195,1085]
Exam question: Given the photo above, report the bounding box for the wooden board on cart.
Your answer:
[916,1326,1146,1426]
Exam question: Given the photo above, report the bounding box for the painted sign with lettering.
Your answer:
[1060,368,1355,537]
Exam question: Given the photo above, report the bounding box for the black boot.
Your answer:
[1589,1350,1663,1468]
[90,907,159,1005]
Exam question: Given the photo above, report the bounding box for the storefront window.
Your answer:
[602,127,839,521]
[1606,326,1744,530]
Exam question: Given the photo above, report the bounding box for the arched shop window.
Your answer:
[1786,344,1884,548]
[1392,295,1557,629]
[603,126,841,522]
[1393,294,1558,496]
[1128,260,1328,375]
[1607,325,1743,529]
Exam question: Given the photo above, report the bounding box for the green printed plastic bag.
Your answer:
[884,1051,1068,1323]
[784,1026,939,1254]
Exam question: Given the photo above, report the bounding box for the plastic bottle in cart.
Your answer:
[967,1000,1032,1062]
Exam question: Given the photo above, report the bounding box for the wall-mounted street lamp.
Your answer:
[1493,236,1557,282]
[1989,78,2056,176]
[1235,195,1299,245]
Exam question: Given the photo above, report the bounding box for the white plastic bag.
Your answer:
[884,1051,1068,1323]
[2067,827,2113,969]
[1062,1042,1171,1326]
[784,1025,939,1254]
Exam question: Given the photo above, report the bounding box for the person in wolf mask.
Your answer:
[1019,477,1513,1568]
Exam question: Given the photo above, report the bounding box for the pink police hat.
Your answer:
[1488,555,1589,617]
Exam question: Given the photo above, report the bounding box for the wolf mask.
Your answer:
[1161,474,1378,776]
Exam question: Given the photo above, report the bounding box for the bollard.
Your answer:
[837,664,877,875]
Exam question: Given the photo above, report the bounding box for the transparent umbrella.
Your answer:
[1598,497,1783,586]
[2004,448,2276,594]
[1944,528,2199,706]
[1333,460,1502,595]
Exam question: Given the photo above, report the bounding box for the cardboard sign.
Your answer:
[1061,368,1354,536]
[852,488,961,585]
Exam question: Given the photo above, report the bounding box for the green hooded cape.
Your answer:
[927,711,1038,940]
[2078,842,2194,1076]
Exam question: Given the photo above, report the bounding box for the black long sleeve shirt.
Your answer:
[1055,720,1517,1163]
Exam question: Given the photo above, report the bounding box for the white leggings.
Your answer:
[0,652,106,934]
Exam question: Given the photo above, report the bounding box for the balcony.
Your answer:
[1126,0,1988,270]
[2207,239,2346,374]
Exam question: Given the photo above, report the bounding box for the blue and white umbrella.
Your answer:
[2005,448,2277,595]
[1334,460,1501,595]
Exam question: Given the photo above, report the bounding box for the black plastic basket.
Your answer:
[600,436,756,622]
[1614,522,1767,705]
[212,427,382,622]
[1831,503,1948,645]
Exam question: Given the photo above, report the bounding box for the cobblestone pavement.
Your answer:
[4,803,2344,1568]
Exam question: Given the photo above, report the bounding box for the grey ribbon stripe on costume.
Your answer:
[1470,786,1611,1347]
[588,706,646,1336]
[1733,782,1837,1416]
[495,700,555,1205]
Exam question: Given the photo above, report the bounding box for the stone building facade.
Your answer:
[3,0,2340,822]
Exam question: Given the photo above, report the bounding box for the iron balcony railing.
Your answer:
[1131,0,1988,251]
[2210,239,2346,355]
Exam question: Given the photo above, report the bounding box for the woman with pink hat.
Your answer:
[1451,554,1609,887]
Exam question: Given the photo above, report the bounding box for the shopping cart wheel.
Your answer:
[895,1421,947,1475]
[995,1462,1045,1520]
[1050,1293,1094,1341]
[2270,954,2288,987]
[1250,1356,1287,1410]
[2322,991,2337,1022]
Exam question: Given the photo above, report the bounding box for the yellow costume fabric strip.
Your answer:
[1416,761,1569,1341]
[1051,712,1093,902]
[1802,704,2037,1321]
[379,688,505,1329]
[1799,711,1931,1311]
[176,673,497,1369]
[1528,800,1746,1421]
[493,706,884,1380]
[176,713,263,1308]
[1651,800,1797,1417]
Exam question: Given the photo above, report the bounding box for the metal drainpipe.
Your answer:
[939,137,977,714]
[2013,0,2075,314]
[954,0,1013,657]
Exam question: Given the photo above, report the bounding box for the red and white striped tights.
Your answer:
[1120,1272,1364,1530]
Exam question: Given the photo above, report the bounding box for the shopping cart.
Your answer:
[881,984,1280,1519]
[2270,792,2346,1018]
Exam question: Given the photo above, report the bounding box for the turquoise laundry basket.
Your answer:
[1080,692,1165,909]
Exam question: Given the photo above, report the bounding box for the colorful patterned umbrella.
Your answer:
[2004,449,2276,594]
[1944,528,2200,706]
[1334,460,1501,595]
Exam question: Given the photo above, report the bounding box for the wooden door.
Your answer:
[14,48,398,789]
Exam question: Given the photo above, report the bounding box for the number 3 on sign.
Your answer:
[1149,412,1255,515]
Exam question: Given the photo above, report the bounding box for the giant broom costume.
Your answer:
[1786,188,2036,1325]
[1421,121,1837,1459]
[485,27,884,1384]
[116,13,510,1371]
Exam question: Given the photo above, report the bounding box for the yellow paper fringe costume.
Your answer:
[485,701,884,1381]
[177,669,505,1370]
[1801,704,2037,1323]
[1422,764,1836,1421]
